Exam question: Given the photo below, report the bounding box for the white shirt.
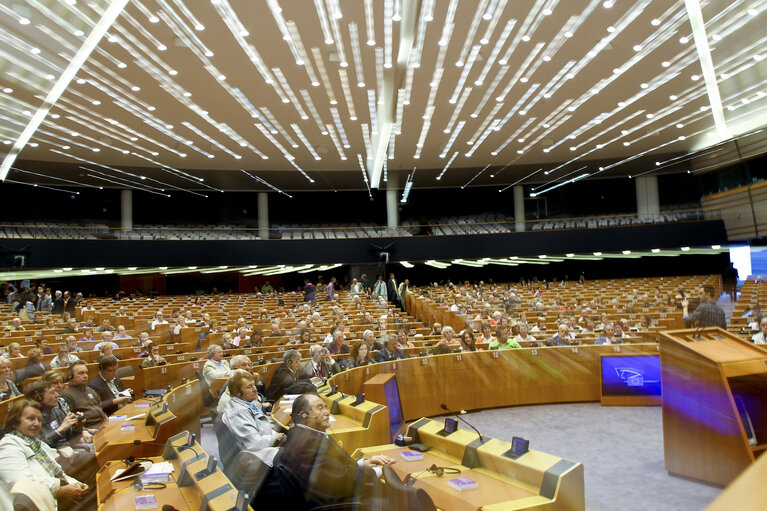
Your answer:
[751,332,767,344]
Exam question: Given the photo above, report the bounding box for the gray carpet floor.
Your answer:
[202,402,722,510]
[461,403,721,511]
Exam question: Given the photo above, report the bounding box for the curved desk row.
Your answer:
[331,343,659,421]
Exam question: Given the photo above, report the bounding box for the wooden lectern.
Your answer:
[659,327,767,486]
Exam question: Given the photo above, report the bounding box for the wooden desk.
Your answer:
[271,390,390,454]
[97,431,249,511]
[354,418,584,511]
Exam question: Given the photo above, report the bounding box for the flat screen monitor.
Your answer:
[600,354,662,405]
[382,376,405,440]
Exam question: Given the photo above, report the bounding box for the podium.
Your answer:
[659,327,767,486]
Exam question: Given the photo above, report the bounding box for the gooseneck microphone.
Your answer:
[133,433,198,456]
[440,403,484,443]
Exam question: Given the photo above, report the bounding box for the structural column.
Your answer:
[120,189,133,233]
[386,180,399,229]
[513,185,526,232]
[258,192,269,240]
[635,175,660,218]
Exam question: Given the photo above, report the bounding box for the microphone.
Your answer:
[394,434,413,447]
[440,403,484,444]
[692,322,705,340]
[162,505,179,511]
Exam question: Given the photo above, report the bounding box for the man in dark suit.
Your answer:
[64,291,77,314]
[265,349,314,402]
[87,356,132,415]
[254,393,394,509]
[52,290,65,314]
[386,273,400,309]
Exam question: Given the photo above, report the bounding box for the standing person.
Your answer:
[303,280,316,303]
[349,278,364,295]
[386,273,400,309]
[397,279,410,312]
[373,276,388,301]
[723,262,739,303]
[326,277,336,301]
[682,285,726,328]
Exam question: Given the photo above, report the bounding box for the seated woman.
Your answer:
[0,398,90,510]
[25,380,98,483]
[78,328,97,344]
[0,342,21,359]
[361,329,383,351]
[221,370,284,467]
[435,326,461,349]
[0,358,20,401]
[98,343,120,362]
[513,323,537,345]
[20,348,49,384]
[347,343,373,368]
[35,337,54,355]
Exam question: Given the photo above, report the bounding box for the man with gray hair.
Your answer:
[266,349,315,401]
[202,344,231,386]
[217,355,266,413]
[300,345,342,380]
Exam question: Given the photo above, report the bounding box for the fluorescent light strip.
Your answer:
[492,117,537,155]
[291,124,322,160]
[411,0,435,68]
[387,129,396,160]
[439,121,465,158]
[475,20,516,85]
[444,86,474,133]
[295,90,325,136]
[0,0,130,180]
[266,0,302,64]
[375,47,385,102]
[364,0,376,45]
[287,21,319,85]
[254,123,295,161]
[272,68,309,119]
[325,123,347,160]
[496,42,545,102]
[4,179,76,194]
[436,152,459,181]
[394,88,406,135]
[361,123,371,156]
[357,153,372,196]
[289,160,315,183]
[327,0,347,66]
[259,107,300,148]
[85,172,173,197]
[534,165,588,190]
[480,0,508,44]
[455,0,488,66]
[313,0,335,43]
[311,47,337,105]
[349,23,365,86]
[10,167,102,189]
[466,119,501,157]
[181,121,241,159]
[367,90,378,135]
[330,107,351,148]
[530,173,589,197]
[449,45,481,103]
[384,0,393,69]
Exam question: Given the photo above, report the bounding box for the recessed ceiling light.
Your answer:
[19,18,30,25]
[607,26,616,33]
[2,88,12,93]
[651,19,660,26]
[131,86,140,91]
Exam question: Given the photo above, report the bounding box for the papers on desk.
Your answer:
[133,494,158,510]
[112,461,152,482]
[400,450,423,461]
[126,413,146,421]
[141,461,174,482]
[119,389,132,398]
[109,415,127,422]
[282,394,300,403]
[447,477,478,491]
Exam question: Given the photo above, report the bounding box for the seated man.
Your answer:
[751,317,767,344]
[253,393,394,509]
[202,344,231,386]
[113,325,131,340]
[546,323,577,346]
[265,349,314,402]
[61,361,108,428]
[66,335,83,353]
[88,356,132,415]
[94,331,118,351]
[221,370,284,467]
[139,342,167,368]
[594,323,624,345]
[50,344,80,369]
[95,318,116,333]
[375,333,405,362]
[300,345,341,380]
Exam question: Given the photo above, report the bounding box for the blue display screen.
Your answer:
[383,376,405,440]
[601,355,662,397]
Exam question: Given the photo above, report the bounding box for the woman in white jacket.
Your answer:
[0,398,88,510]
[221,370,285,467]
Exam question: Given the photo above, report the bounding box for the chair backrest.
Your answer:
[195,370,217,407]
[227,450,271,495]
[213,415,239,474]
[116,365,134,379]
[382,465,436,511]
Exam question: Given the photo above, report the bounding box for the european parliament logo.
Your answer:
[614,367,659,388]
